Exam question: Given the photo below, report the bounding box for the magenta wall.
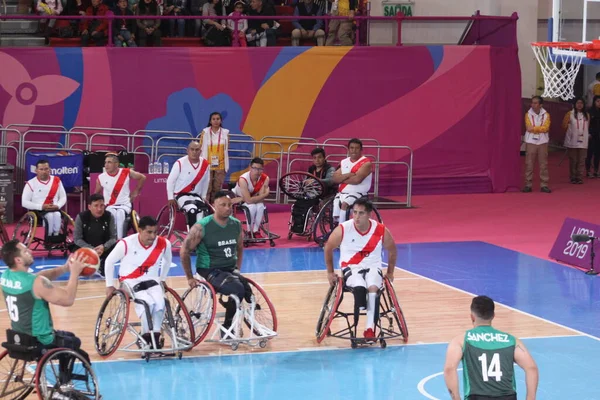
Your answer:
[0,46,521,195]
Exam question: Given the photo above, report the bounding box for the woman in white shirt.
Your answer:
[201,112,230,203]
[562,97,589,184]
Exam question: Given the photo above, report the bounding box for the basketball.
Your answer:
[74,248,100,276]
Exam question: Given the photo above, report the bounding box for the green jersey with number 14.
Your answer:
[195,215,242,271]
[1,269,54,345]
[462,325,517,398]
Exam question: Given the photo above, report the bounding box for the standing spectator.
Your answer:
[291,0,324,46]
[562,97,589,185]
[80,0,109,46]
[247,0,277,47]
[201,112,230,203]
[189,0,206,37]
[325,0,355,46]
[523,96,551,193]
[227,0,247,46]
[37,0,63,43]
[201,0,230,46]
[587,72,600,109]
[587,95,600,178]
[74,0,91,15]
[164,0,188,37]
[113,0,137,46]
[136,0,162,46]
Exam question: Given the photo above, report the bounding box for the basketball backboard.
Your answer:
[549,0,600,65]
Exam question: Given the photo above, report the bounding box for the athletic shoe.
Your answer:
[253,231,263,239]
[363,328,375,341]
[521,187,532,193]
[541,187,552,193]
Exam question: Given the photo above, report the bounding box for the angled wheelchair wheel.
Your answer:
[13,212,37,249]
[279,172,325,201]
[163,286,195,350]
[0,350,35,400]
[94,289,130,357]
[383,277,409,342]
[130,210,140,233]
[35,348,100,400]
[315,276,343,343]
[181,281,217,347]
[243,277,278,334]
[312,196,335,247]
[156,203,176,239]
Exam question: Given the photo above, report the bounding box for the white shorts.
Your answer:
[122,277,165,322]
[342,266,383,289]
[336,192,366,207]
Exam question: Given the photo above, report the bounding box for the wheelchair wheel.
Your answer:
[156,203,176,239]
[315,276,343,343]
[94,289,130,357]
[312,196,335,247]
[130,210,140,233]
[181,281,217,347]
[279,172,325,201]
[0,350,35,400]
[35,348,100,400]
[163,286,195,350]
[243,277,278,334]
[383,277,409,342]
[12,212,37,249]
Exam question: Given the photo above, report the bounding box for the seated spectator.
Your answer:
[136,0,162,46]
[291,0,324,46]
[227,0,247,46]
[202,0,230,46]
[80,0,109,46]
[37,0,63,43]
[164,0,188,37]
[246,0,277,47]
[73,194,117,277]
[113,0,137,46]
[326,0,355,46]
[189,0,206,37]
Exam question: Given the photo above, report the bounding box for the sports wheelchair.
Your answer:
[0,329,100,399]
[279,171,330,241]
[315,275,408,349]
[232,203,280,248]
[156,194,214,249]
[94,282,195,362]
[13,210,74,255]
[181,275,277,351]
[312,194,383,247]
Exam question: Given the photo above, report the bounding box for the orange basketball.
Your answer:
[74,247,100,276]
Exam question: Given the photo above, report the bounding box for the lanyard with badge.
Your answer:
[209,128,221,167]
[576,116,585,143]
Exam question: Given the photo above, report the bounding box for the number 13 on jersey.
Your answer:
[223,248,233,258]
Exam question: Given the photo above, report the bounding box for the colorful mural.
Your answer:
[0,46,521,194]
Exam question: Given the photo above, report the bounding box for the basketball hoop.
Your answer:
[531,42,590,100]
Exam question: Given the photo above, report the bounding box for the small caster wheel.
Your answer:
[144,353,150,362]
[178,352,183,360]
[259,340,267,349]
[270,240,275,247]
[231,343,239,351]
[380,339,387,349]
[351,340,358,349]
[287,232,293,240]
[243,242,248,248]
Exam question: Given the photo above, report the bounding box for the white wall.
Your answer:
[367,0,538,97]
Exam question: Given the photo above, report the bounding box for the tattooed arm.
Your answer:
[443,335,463,400]
[514,338,539,400]
[32,253,86,307]
[181,223,204,287]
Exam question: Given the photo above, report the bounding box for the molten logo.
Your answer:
[30,165,79,175]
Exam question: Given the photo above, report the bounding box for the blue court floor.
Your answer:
[2,241,599,399]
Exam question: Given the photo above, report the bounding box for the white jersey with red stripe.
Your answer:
[339,219,384,270]
[339,156,372,194]
[99,168,131,207]
[166,156,210,200]
[232,171,268,198]
[22,176,67,211]
[104,234,172,287]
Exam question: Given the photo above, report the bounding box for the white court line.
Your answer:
[418,368,462,400]
[383,262,600,342]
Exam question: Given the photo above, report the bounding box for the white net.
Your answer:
[531,44,586,101]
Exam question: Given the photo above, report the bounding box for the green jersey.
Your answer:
[1,269,54,345]
[195,215,242,272]
[462,325,517,399]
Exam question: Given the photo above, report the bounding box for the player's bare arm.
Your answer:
[181,224,204,287]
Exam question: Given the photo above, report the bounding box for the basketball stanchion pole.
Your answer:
[586,237,598,276]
